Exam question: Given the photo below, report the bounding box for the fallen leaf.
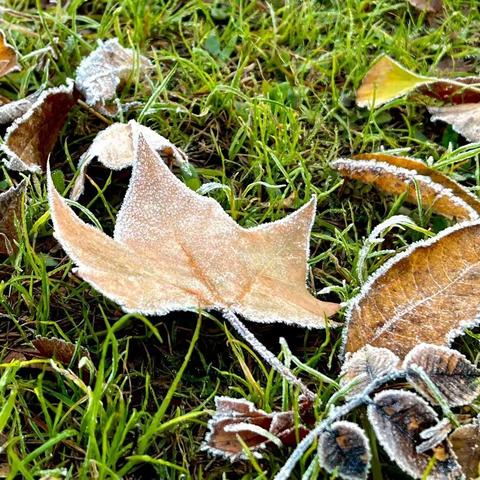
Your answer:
[332,153,480,221]
[317,421,371,480]
[404,344,480,407]
[0,180,26,255]
[0,90,42,125]
[342,220,480,359]
[367,389,462,479]
[75,39,151,115]
[202,396,309,459]
[449,422,480,479]
[417,419,453,454]
[407,0,443,13]
[48,122,339,328]
[1,80,77,172]
[429,103,480,143]
[0,31,20,78]
[31,336,90,364]
[340,345,400,398]
[356,55,480,109]
[71,121,187,200]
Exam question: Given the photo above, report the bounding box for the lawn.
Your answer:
[0,0,480,478]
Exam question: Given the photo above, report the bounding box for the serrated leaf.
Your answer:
[48,121,339,328]
[318,421,371,480]
[332,153,480,221]
[342,220,480,359]
[0,180,26,255]
[404,344,480,407]
[340,345,400,398]
[367,390,462,479]
[449,422,480,479]
[0,31,20,78]
[429,103,480,143]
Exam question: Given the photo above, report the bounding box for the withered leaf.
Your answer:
[342,220,480,359]
[71,121,187,200]
[0,180,26,255]
[318,421,371,480]
[449,422,480,479]
[404,344,480,407]
[202,396,309,460]
[356,55,480,109]
[49,123,339,328]
[0,31,20,78]
[429,103,480,143]
[407,0,443,12]
[340,345,400,398]
[75,39,151,115]
[1,81,77,172]
[367,390,462,479]
[0,90,42,125]
[31,336,90,364]
[332,153,480,221]
[417,419,453,454]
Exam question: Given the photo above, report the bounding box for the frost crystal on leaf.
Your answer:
[449,421,480,479]
[48,122,339,328]
[429,103,480,143]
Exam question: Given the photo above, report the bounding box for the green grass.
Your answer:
[0,0,480,478]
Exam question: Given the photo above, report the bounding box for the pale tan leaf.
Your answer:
[449,422,480,479]
[1,81,76,172]
[429,103,480,143]
[0,90,41,125]
[342,220,480,359]
[0,180,26,255]
[332,154,480,221]
[404,344,480,407]
[367,390,462,479]
[340,345,400,398]
[75,38,151,115]
[0,31,20,78]
[71,121,187,200]
[48,122,339,328]
[407,0,442,12]
[318,421,371,480]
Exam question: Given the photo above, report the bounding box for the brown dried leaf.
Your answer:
[202,396,309,459]
[75,39,151,115]
[340,345,400,398]
[449,422,480,479]
[0,90,42,125]
[48,122,339,328]
[342,220,480,359]
[404,344,480,407]
[32,336,90,364]
[318,421,371,480]
[367,390,462,479]
[0,180,26,255]
[356,55,480,109]
[429,103,480,143]
[407,0,443,12]
[332,153,480,221]
[1,81,77,172]
[0,31,20,78]
[417,418,453,454]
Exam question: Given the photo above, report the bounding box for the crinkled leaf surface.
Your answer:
[449,422,480,479]
[367,390,462,479]
[332,153,480,221]
[429,103,480,143]
[0,31,20,78]
[404,344,480,407]
[342,220,480,359]
[48,124,339,327]
[0,180,26,255]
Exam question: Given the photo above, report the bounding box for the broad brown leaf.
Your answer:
[1,81,77,172]
[0,31,20,78]
[332,153,480,221]
[449,422,480,479]
[48,123,339,328]
[367,390,462,479]
[342,221,480,359]
[429,103,480,143]
[404,344,480,407]
[407,0,443,12]
[0,180,26,255]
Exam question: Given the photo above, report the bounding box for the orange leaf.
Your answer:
[48,122,339,328]
[0,31,20,78]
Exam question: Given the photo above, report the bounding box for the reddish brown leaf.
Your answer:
[32,336,90,364]
[0,180,26,255]
[449,422,480,479]
[0,31,20,78]
[407,0,443,13]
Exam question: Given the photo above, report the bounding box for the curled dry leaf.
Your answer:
[417,419,453,454]
[449,422,480,479]
[75,38,151,115]
[429,103,480,143]
[342,220,480,359]
[0,90,43,125]
[1,80,77,172]
[202,396,309,459]
[340,345,400,398]
[407,0,443,13]
[332,153,480,221]
[49,122,339,328]
[318,421,371,480]
[0,31,20,78]
[71,121,187,200]
[356,55,480,109]
[404,344,480,407]
[367,390,462,479]
[0,180,26,255]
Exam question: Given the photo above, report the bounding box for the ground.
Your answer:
[0,0,480,478]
